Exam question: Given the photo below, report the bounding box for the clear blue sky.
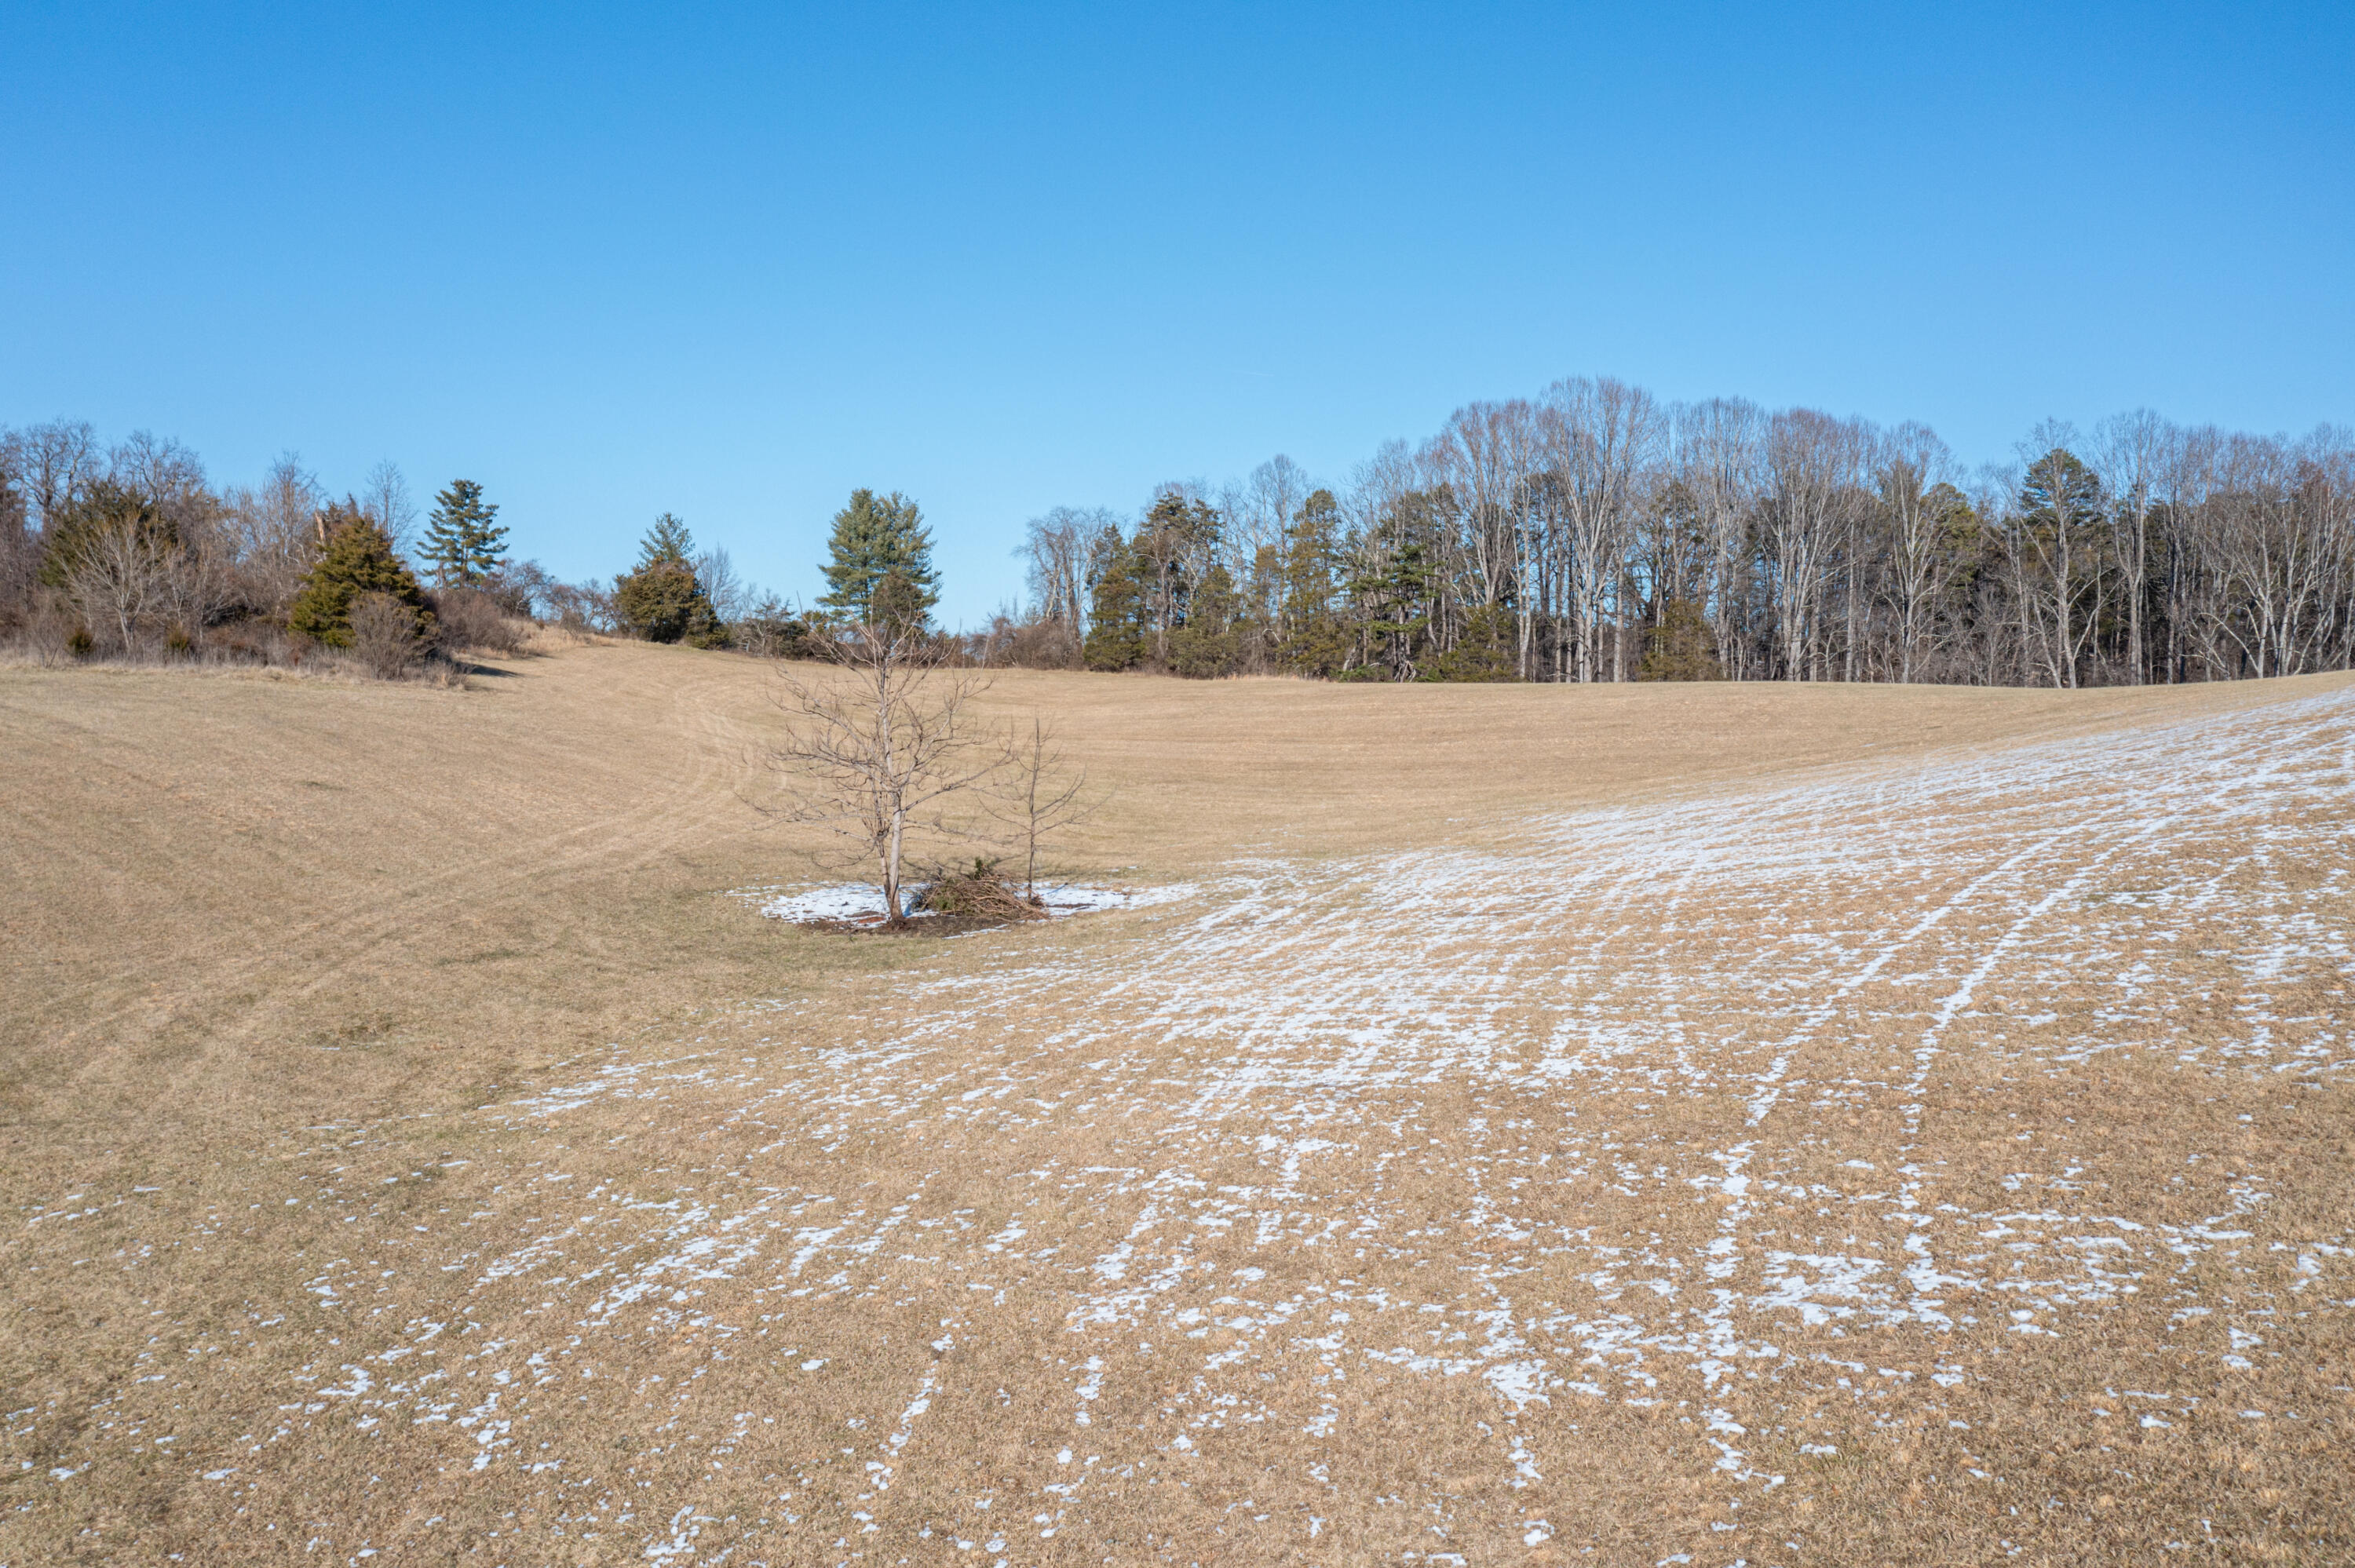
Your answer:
[5,2,2349,625]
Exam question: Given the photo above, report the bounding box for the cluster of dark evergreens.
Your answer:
[1012,384,2355,687]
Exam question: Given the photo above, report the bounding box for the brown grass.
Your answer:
[2,644,2350,1566]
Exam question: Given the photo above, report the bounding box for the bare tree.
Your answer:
[360,461,421,561]
[225,453,325,617]
[695,545,753,625]
[20,418,100,532]
[109,430,208,512]
[62,494,176,652]
[1020,505,1108,636]
[1543,377,1661,681]
[2095,410,2169,683]
[0,430,37,616]
[764,623,1004,927]
[1762,410,1871,680]
[1674,398,1765,680]
[1875,422,1962,684]
[349,591,428,677]
[984,713,1103,901]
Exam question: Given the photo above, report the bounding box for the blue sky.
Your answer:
[4,2,2349,624]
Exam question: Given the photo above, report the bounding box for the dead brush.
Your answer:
[915,856,1046,922]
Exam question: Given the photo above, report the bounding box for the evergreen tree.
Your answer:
[2016,448,2107,688]
[1082,526,1146,672]
[614,513,722,645]
[1168,561,1240,678]
[1131,490,1221,661]
[288,502,433,647]
[1349,539,1433,681]
[1636,599,1724,680]
[819,489,939,626]
[1425,603,1517,681]
[639,512,695,567]
[1277,489,1351,675]
[420,479,508,587]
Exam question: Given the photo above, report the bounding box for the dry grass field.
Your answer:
[3,642,2350,1566]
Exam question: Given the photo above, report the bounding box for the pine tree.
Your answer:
[1350,539,1433,681]
[1277,489,1350,675]
[420,479,508,587]
[1082,526,1145,672]
[819,490,939,627]
[614,513,721,645]
[287,503,433,648]
[1168,562,1240,678]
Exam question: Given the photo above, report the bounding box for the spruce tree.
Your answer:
[420,479,508,587]
[818,490,939,626]
[613,513,721,644]
[288,504,433,647]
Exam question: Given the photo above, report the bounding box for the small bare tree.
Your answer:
[984,713,1103,902]
[764,618,1001,927]
[360,460,420,562]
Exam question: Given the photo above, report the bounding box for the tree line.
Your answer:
[1011,384,2355,686]
[0,416,959,674]
[0,420,798,674]
[13,385,2351,690]
[0,421,548,674]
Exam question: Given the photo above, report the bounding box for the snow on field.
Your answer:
[255,690,2355,1557]
[747,881,1192,925]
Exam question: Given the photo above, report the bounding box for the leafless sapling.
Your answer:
[984,713,1104,903]
[763,619,1000,927]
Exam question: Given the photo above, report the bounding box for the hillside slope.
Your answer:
[3,645,2349,1564]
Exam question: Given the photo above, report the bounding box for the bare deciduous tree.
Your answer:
[695,545,751,625]
[63,499,176,653]
[21,418,100,531]
[360,461,420,562]
[984,713,1104,901]
[349,591,427,677]
[764,623,1003,926]
[225,453,325,618]
[1875,423,1961,684]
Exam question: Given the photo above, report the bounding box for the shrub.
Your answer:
[431,586,528,655]
[349,592,426,678]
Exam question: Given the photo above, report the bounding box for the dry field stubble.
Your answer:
[2,644,2351,1566]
